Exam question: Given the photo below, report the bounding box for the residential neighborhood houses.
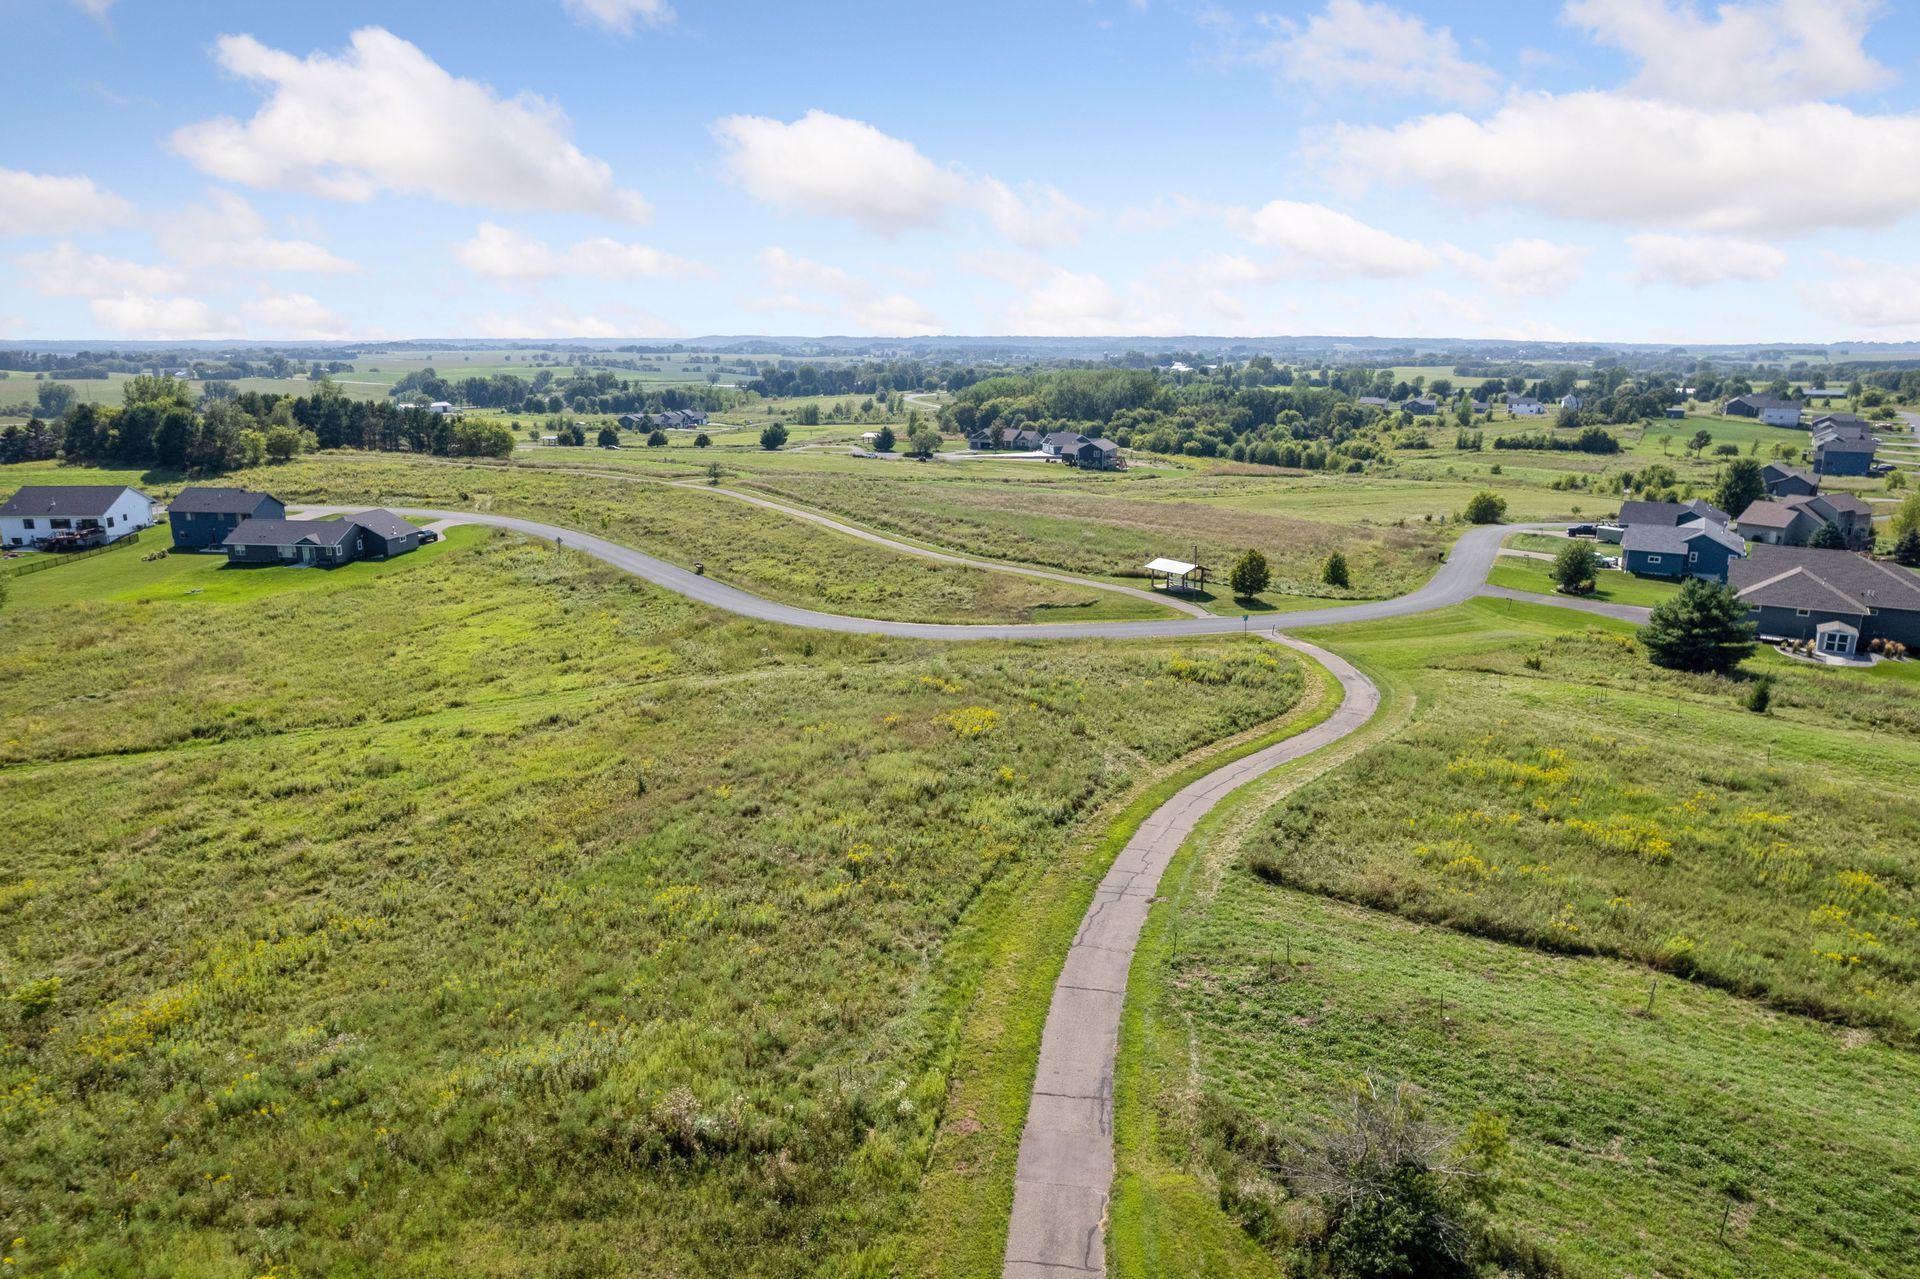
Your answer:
[167,486,287,550]
[1723,394,1804,427]
[221,508,422,567]
[0,485,154,549]
[1762,462,1819,499]
[966,427,1123,468]
[1620,518,1747,581]
[620,409,710,431]
[1735,491,1875,550]
[1812,415,1880,477]
[1731,545,1920,657]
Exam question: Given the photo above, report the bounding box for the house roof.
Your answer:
[1795,491,1871,518]
[1617,499,1720,527]
[1817,437,1878,454]
[1044,430,1089,447]
[221,518,359,548]
[168,486,278,514]
[1762,462,1815,485]
[1730,546,1920,615]
[1078,437,1120,454]
[1734,500,1804,529]
[1621,520,1745,557]
[0,485,148,519]
[349,509,414,539]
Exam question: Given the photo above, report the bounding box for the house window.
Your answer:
[50,519,69,530]
[1647,554,1662,563]
[106,516,115,527]
[22,519,33,529]
[1688,551,1698,563]
[1795,609,1810,617]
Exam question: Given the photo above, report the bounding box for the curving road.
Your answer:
[290,503,1615,1274]
[313,505,1531,640]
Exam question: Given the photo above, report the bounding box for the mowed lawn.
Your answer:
[1116,602,1920,1279]
[186,456,1179,624]
[0,527,1310,1277]
[1486,557,1682,607]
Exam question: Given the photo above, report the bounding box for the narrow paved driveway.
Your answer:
[1002,635,1380,1278]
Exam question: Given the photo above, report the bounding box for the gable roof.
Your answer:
[1734,500,1806,530]
[168,486,279,514]
[1618,499,1722,527]
[1043,430,1089,447]
[1622,520,1746,557]
[1793,491,1871,519]
[1816,436,1877,454]
[0,485,148,519]
[348,509,414,539]
[1730,546,1920,614]
[220,518,359,549]
[1762,462,1815,486]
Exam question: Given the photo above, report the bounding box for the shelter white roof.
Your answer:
[1145,557,1198,575]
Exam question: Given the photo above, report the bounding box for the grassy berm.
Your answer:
[0,527,1303,1277]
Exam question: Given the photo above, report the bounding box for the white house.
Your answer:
[1559,394,1583,410]
[1508,395,1547,416]
[1,485,155,549]
[423,401,458,416]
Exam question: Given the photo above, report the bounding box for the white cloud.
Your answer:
[17,243,187,297]
[715,110,1089,246]
[172,28,648,220]
[1803,255,1920,331]
[1256,0,1500,105]
[162,190,361,274]
[243,289,353,338]
[88,293,236,339]
[1332,94,1920,234]
[71,0,113,18]
[1629,233,1786,286]
[562,0,673,34]
[1443,237,1591,296]
[0,169,134,237]
[469,301,680,340]
[454,221,701,280]
[1004,267,1179,336]
[716,111,968,233]
[753,246,944,335]
[1225,199,1437,277]
[976,179,1092,250]
[1563,0,1889,107]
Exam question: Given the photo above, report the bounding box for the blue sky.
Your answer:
[7,0,1920,342]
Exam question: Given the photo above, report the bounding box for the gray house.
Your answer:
[1067,437,1122,470]
[221,510,420,567]
[1621,520,1746,582]
[1730,546,1920,655]
[1617,498,1730,528]
[167,486,285,550]
[1815,434,1877,477]
[1761,463,1818,498]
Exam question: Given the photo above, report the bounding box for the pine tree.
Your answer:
[1809,521,1847,550]
[1322,550,1351,589]
[1640,579,1757,673]
[1893,527,1920,568]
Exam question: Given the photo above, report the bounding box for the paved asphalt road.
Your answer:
[332,507,1539,640]
[1002,634,1380,1278]
[286,504,1627,1274]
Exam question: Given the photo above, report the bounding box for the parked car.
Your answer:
[1568,523,1597,538]
[418,529,441,544]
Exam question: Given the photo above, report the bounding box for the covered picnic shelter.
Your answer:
[1144,556,1208,594]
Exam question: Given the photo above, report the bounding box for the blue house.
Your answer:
[1621,520,1747,582]
[1814,435,1877,477]
[168,487,285,550]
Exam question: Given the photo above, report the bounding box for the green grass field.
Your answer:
[171,456,1177,625]
[1113,601,1920,1278]
[1486,558,1683,607]
[0,526,1311,1278]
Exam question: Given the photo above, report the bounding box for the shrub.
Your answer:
[1550,540,1601,595]
[694,433,711,448]
[1323,551,1351,589]
[1809,521,1848,550]
[1892,527,1920,567]
[760,423,789,451]
[1462,491,1508,524]
[1744,675,1774,714]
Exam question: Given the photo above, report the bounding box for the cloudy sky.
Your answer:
[7,0,1920,343]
